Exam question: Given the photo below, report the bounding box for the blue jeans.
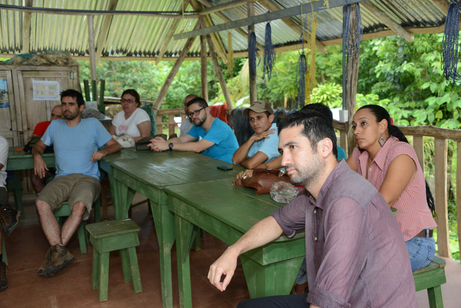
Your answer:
[406,232,436,271]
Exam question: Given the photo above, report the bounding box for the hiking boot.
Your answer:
[41,245,74,278]
[37,246,57,276]
[0,262,8,291]
[0,205,21,236]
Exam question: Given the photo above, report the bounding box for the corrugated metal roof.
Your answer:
[0,0,451,60]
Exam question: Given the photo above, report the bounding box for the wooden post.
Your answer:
[200,19,208,101]
[413,136,425,174]
[206,34,233,110]
[457,141,461,257]
[434,138,450,258]
[87,15,97,82]
[95,0,118,65]
[22,0,33,54]
[248,2,257,103]
[152,26,199,110]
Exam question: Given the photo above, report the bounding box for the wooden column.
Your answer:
[153,27,199,110]
[22,0,33,53]
[457,141,461,257]
[95,0,118,65]
[248,2,257,103]
[206,34,233,110]
[87,15,97,81]
[434,138,450,258]
[200,19,208,101]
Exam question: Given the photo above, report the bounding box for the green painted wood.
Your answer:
[6,177,24,218]
[127,246,142,294]
[175,214,194,308]
[99,252,110,302]
[166,179,305,307]
[92,247,99,289]
[7,147,55,170]
[413,256,446,308]
[106,151,243,308]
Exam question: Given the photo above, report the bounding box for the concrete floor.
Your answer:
[1,192,460,308]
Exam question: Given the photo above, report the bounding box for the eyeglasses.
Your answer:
[187,107,205,118]
[121,98,136,104]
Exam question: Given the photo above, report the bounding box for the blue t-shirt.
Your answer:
[187,118,239,164]
[41,118,112,180]
[247,123,280,163]
[337,145,347,161]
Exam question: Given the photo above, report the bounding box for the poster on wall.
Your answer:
[33,80,60,100]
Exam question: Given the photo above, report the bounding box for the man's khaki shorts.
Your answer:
[37,174,101,220]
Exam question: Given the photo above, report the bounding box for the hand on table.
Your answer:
[91,151,106,162]
[148,138,168,152]
[236,169,254,180]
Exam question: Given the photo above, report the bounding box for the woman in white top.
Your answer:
[109,89,151,143]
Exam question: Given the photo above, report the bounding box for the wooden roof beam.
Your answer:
[0,4,198,18]
[95,0,118,65]
[155,0,190,65]
[197,0,256,16]
[174,0,368,40]
[361,1,414,42]
[190,0,228,64]
[22,0,33,53]
[259,0,326,54]
[198,0,264,51]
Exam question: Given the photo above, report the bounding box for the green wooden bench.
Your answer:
[6,177,24,219]
[86,219,142,301]
[413,256,446,308]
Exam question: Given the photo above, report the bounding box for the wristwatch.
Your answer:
[168,142,174,151]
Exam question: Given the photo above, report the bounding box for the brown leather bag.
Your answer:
[233,168,291,195]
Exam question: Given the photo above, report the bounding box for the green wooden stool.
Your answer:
[54,199,101,254]
[1,236,7,265]
[413,256,446,308]
[86,219,142,302]
[6,177,24,219]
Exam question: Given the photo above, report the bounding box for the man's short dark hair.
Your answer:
[186,97,208,109]
[61,89,85,107]
[301,103,333,124]
[278,110,338,158]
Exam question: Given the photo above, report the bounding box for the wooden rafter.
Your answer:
[259,0,326,54]
[197,0,256,16]
[0,4,198,18]
[174,0,368,40]
[95,0,118,65]
[88,15,97,80]
[190,0,228,64]
[22,0,33,53]
[155,0,190,65]
[198,0,264,51]
[361,1,414,42]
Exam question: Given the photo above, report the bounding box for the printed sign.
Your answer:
[33,80,60,100]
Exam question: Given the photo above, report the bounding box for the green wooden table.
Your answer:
[6,147,55,170]
[108,151,239,308]
[166,179,305,308]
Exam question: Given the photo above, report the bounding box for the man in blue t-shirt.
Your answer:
[149,97,238,164]
[32,89,120,278]
[232,101,280,169]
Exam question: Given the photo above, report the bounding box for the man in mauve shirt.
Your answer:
[208,110,417,308]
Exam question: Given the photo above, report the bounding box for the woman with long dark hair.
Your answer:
[347,104,437,271]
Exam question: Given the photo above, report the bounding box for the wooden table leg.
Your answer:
[175,214,195,308]
[240,254,304,298]
[150,200,176,308]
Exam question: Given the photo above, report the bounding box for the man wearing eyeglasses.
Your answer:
[149,97,238,164]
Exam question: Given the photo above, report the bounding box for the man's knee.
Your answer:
[36,200,51,212]
[71,202,87,217]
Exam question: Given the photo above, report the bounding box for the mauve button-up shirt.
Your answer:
[272,161,417,308]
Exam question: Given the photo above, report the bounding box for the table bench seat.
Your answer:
[413,256,446,308]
